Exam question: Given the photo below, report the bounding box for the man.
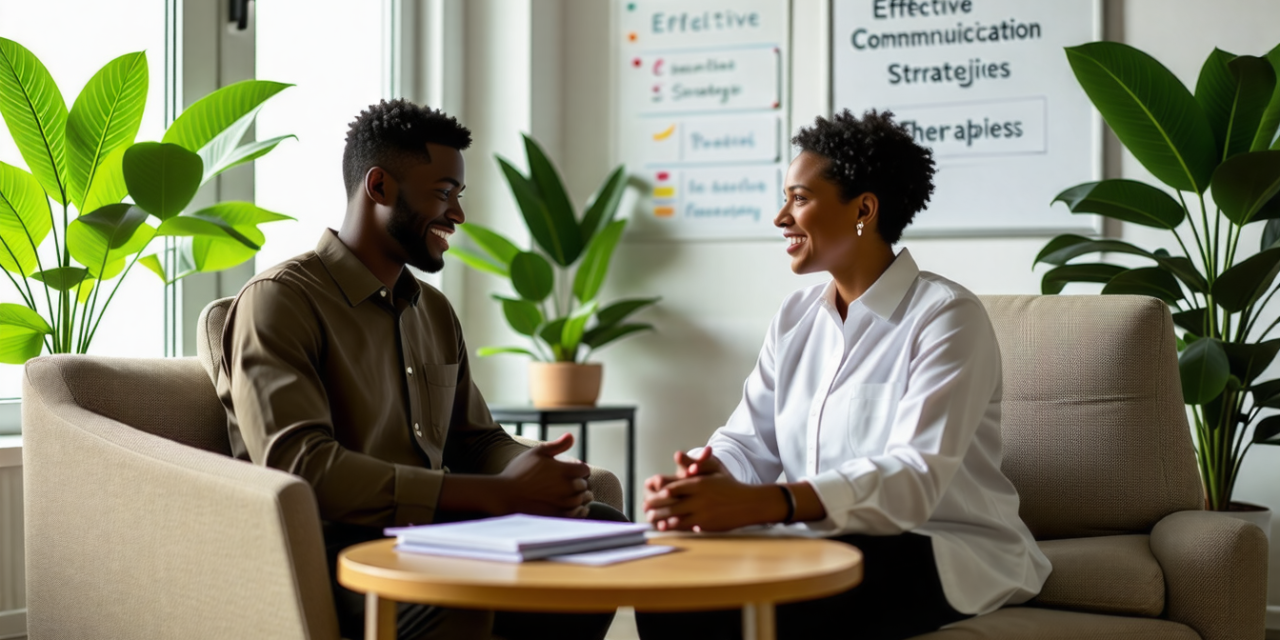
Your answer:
[218,99,619,640]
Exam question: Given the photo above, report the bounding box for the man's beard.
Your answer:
[387,192,445,274]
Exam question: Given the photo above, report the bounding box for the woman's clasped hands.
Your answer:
[642,448,788,532]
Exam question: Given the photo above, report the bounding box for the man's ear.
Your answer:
[364,166,394,206]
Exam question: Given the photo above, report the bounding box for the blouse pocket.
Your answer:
[420,363,459,436]
[846,383,896,456]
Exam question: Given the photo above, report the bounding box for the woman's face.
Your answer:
[774,151,866,276]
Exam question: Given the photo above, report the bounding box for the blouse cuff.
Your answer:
[804,470,856,533]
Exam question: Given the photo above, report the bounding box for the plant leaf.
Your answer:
[0,302,51,364]
[0,38,69,205]
[594,297,661,331]
[1065,42,1217,193]
[66,51,148,210]
[573,219,626,303]
[81,144,128,213]
[1252,415,1280,444]
[1179,337,1230,404]
[1252,379,1280,408]
[122,142,204,219]
[477,346,538,359]
[182,202,292,272]
[1152,254,1210,293]
[204,134,294,183]
[1101,266,1184,303]
[1222,340,1280,385]
[162,79,292,184]
[1051,180,1186,229]
[0,161,52,276]
[458,223,520,266]
[1041,263,1128,295]
[66,203,155,279]
[1212,246,1280,312]
[1213,150,1280,225]
[75,277,94,305]
[139,253,165,282]
[156,214,259,250]
[30,266,87,292]
[1171,308,1208,338]
[1265,218,1280,250]
[497,156,580,267]
[1034,234,1153,266]
[1196,50,1276,161]
[584,322,654,351]
[1253,44,1280,152]
[522,135,582,264]
[539,318,568,349]
[580,165,627,246]
[560,300,599,358]
[494,295,543,336]
[447,246,508,277]
[510,251,554,302]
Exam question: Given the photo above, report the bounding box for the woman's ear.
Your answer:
[855,192,880,228]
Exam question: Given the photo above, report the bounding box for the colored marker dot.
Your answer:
[628,32,638,42]
[632,58,642,68]
[627,2,636,11]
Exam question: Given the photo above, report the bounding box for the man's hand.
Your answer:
[498,433,593,518]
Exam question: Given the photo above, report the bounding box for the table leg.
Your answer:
[539,419,548,443]
[742,602,776,640]
[579,421,589,462]
[365,592,396,640]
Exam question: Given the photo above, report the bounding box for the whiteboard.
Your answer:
[831,0,1102,236]
[616,0,791,240]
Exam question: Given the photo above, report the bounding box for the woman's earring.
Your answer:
[857,221,864,237]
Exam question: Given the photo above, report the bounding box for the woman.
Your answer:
[639,110,1051,640]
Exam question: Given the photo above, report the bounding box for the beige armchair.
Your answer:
[914,295,1267,640]
[21,297,623,640]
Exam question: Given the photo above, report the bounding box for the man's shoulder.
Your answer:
[240,250,329,298]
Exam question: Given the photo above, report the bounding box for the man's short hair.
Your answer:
[791,109,935,245]
[342,99,473,199]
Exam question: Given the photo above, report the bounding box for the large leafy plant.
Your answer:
[449,135,657,363]
[0,38,293,363]
[1036,41,1280,510]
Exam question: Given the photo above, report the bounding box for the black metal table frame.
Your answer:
[489,406,637,521]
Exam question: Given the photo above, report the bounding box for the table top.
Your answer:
[338,534,863,613]
[489,405,637,421]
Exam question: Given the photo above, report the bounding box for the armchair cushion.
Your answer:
[912,607,1200,640]
[1030,535,1163,617]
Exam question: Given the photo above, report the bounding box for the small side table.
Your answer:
[489,405,637,520]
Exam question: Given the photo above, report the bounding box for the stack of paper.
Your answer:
[386,514,672,564]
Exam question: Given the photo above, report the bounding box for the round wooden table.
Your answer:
[339,535,863,640]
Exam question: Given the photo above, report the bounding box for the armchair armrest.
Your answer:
[1149,510,1267,640]
[511,434,625,514]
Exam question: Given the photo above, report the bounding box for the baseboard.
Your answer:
[0,609,25,640]
[1267,604,1280,631]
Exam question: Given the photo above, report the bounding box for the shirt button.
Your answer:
[414,423,422,436]
[406,366,413,376]
[379,289,387,297]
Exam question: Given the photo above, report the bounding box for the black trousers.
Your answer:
[326,503,627,640]
[635,532,969,640]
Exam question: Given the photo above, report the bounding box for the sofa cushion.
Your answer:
[911,607,1199,640]
[1031,535,1164,617]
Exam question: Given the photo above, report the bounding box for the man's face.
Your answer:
[385,144,465,273]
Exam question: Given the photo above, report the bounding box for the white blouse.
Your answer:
[703,249,1051,615]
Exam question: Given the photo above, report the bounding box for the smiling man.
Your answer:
[218,100,618,640]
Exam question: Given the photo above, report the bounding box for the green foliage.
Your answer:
[0,38,292,362]
[1043,40,1280,510]
[449,135,657,362]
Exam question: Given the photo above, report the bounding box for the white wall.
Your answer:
[457,0,1280,618]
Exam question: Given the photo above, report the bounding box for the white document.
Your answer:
[548,544,678,566]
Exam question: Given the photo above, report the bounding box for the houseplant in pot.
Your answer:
[449,134,658,407]
[1034,40,1280,525]
[0,38,293,363]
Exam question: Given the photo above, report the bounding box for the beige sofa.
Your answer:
[21,297,624,639]
[912,295,1267,639]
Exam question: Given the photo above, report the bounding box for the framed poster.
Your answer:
[616,0,791,240]
[832,0,1103,236]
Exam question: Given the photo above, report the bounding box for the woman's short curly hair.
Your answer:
[791,109,935,244]
[342,99,472,199]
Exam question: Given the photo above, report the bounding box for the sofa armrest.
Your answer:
[511,434,625,514]
[22,357,340,640]
[1149,510,1267,640]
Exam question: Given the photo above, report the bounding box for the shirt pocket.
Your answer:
[846,383,896,457]
[420,363,459,437]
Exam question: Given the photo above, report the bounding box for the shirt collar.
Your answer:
[821,248,920,321]
[315,229,422,308]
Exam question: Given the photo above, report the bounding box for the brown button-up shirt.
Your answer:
[218,229,527,527]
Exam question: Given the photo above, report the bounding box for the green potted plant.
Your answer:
[1034,40,1280,519]
[449,135,658,407]
[0,38,293,363]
